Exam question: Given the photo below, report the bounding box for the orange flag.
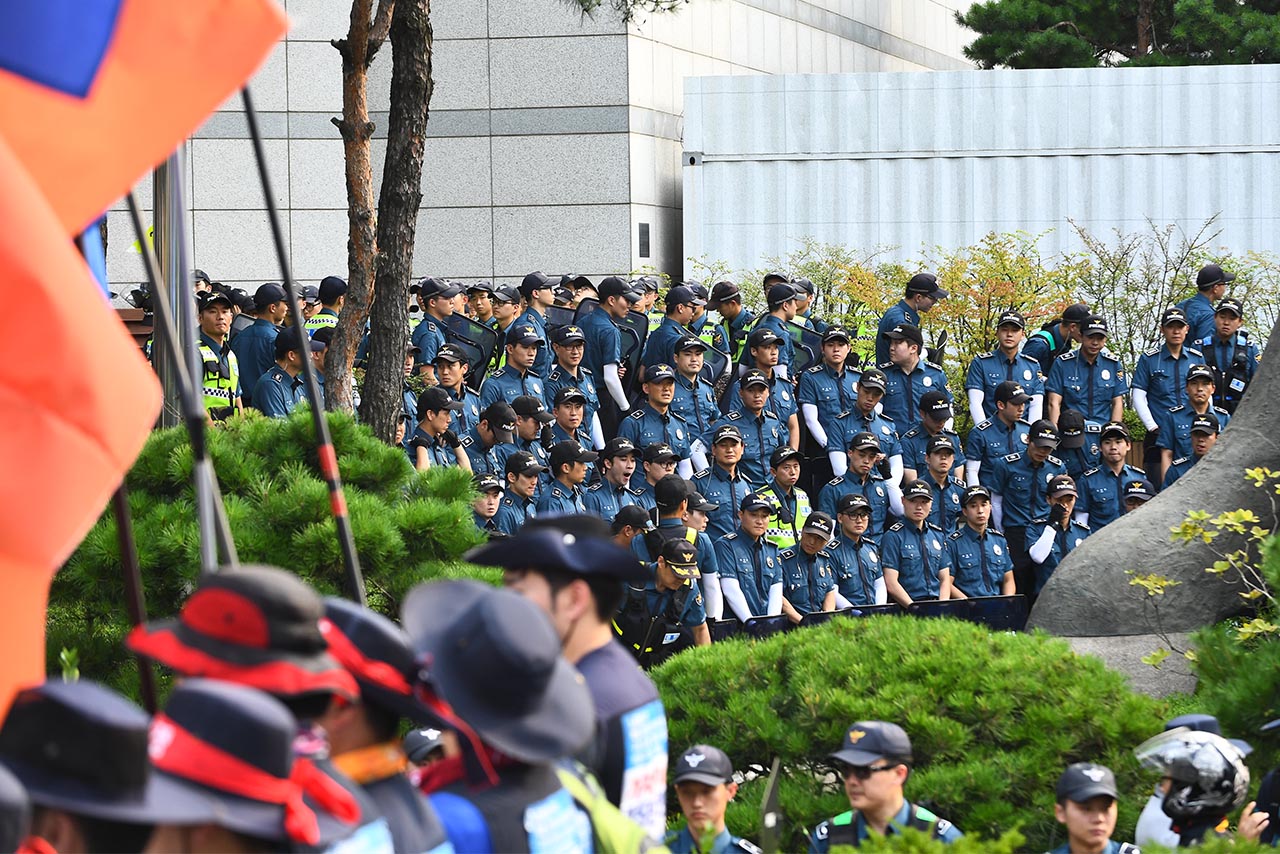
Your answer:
[0,0,288,234]
[0,133,162,701]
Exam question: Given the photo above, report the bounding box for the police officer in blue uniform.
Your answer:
[947,485,1014,599]
[919,435,966,532]
[879,324,951,431]
[633,442,679,511]
[671,334,719,440]
[798,326,860,453]
[828,494,885,607]
[715,493,785,621]
[460,401,517,477]
[631,476,724,620]
[1076,421,1146,530]
[1055,409,1102,481]
[758,446,812,550]
[667,745,761,854]
[707,281,755,364]
[480,323,546,408]
[1199,297,1260,415]
[779,512,839,622]
[875,272,947,367]
[472,472,505,537]
[965,380,1032,487]
[584,437,644,522]
[493,451,545,536]
[1026,475,1090,593]
[544,324,603,446]
[741,284,800,380]
[580,276,640,416]
[230,282,288,408]
[537,442,597,515]
[1132,306,1201,476]
[1023,303,1090,378]
[433,342,482,435]
[619,362,694,477]
[1048,763,1139,854]
[410,277,461,377]
[549,387,595,475]
[1154,363,1231,484]
[987,419,1068,595]
[818,432,898,533]
[809,721,962,852]
[618,536,712,667]
[965,309,1044,424]
[880,479,953,604]
[1179,262,1233,343]
[691,424,755,542]
[514,271,556,377]
[705,370,787,485]
[899,391,966,482]
[827,369,903,481]
[642,285,704,372]
[1163,413,1219,488]
[1045,315,1128,426]
[255,327,322,418]
[498,394,554,481]
[409,386,468,471]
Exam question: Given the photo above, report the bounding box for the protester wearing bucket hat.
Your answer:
[779,511,838,622]
[810,721,962,852]
[318,600,455,854]
[474,518,667,836]
[666,745,756,854]
[875,272,946,365]
[401,580,600,853]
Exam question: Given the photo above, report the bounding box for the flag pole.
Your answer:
[240,86,367,605]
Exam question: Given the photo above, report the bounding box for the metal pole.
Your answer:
[151,163,181,428]
[111,486,158,713]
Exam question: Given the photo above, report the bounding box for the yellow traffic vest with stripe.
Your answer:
[305,308,339,334]
[198,340,239,414]
[758,483,811,550]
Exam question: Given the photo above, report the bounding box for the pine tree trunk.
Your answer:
[359,0,431,442]
[326,0,393,413]
[1136,0,1154,56]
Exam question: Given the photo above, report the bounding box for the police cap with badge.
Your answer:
[512,394,554,424]
[196,290,233,312]
[831,720,913,767]
[665,285,706,309]
[996,309,1025,330]
[418,386,465,416]
[475,473,504,494]
[553,385,588,408]
[598,276,640,304]
[994,380,1032,405]
[274,326,325,360]
[713,424,745,445]
[926,434,956,455]
[741,369,771,389]
[802,512,836,541]
[740,492,775,514]
[601,437,640,459]
[479,401,517,443]
[883,323,924,348]
[766,283,798,308]
[1187,363,1216,385]
[1099,420,1130,442]
[771,446,802,468]
[417,276,463,301]
[822,326,852,344]
[906,272,947,301]
[675,334,708,353]
[612,504,656,534]
[901,479,933,502]
[549,441,598,472]
[1047,474,1077,499]
[660,538,700,578]
[1057,409,1087,450]
[1123,479,1156,504]
[1056,763,1118,803]
[1028,420,1061,448]
[672,745,735,786]
[1191,413,1221,435]
[707,281,741,309]
[747,327,784,350]
[858,368,888,391]
[1215,297,1244,318]
[1162,306,1189,327]
[837,493,872,515]
[551,325,586,346]
[848,431,881,453]
[506,324,545,348]
[644,442,679,464]
[646,363,677,384]
[961,485,992,506]
[433,342,468,364]
[506,450,547,478]
[491,283,521,305]
[686,492,719,514]
[919,390,951,420]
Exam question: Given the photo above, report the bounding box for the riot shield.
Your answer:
[442,313,499,392]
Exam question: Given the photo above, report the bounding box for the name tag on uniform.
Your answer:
[662,633,681,645]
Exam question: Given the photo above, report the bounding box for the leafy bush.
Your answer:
[653,616,1168,852]
[50,409,494,695]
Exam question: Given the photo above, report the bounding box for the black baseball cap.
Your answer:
[802,512,836,539]
[553,386,587,407]
[1187,364,1216,384]
[672,745,733,786]
[1057,409,1086,449]
[506,324,544,347]
[822,327,851,344]
[196,290,233,311]
[273,327,325,359]
[659,538,699,578]
[747,327,783,349]
[1161,306,1189,327]
[707,281,741,308]
[433,343,467,364]
[505,451,547,477]
[742,369,771,389]
[612,505,655,534]
[996,309,1025,329]
[466,280,495,295]
[686,492,718,513]
[299,284,321,306]
[655,475,690,509]
[480,401,517,442]
[926,434,955,455]
[562,274,594,292]
[318,276,348,303]
[550,441,598,470]
[712,424,744,445]
[646,363,677,383]
[1082,315,1109,337]
[770,446,801,468]
[1100,421,1130,441]
[739,493,774,514]
[1197,263,1234,290]
[418,277,463,300]
[918,390,951,419]
[665,285,705,308]
[643,442,678,463]
[883,323,923,348]
[598,276,640,302]
[254,282,288,308]
[791,277,815,296]
[1061,303,1092,325]
[519,271,553,299]
[837,493,871,515]
[766,283,797,307]
[1124,480,1156,503]
[552,325,586,345]
[1047,474,1077,498]
[512,395,554,423]
[637,275,661,293]
[1215,297,1244,317]
[848,431,880,452]
[762,272,789,286]
[830,721,913,766]
[193,269,211,285]
[675,334,708,353]
[491,283,521,304]
[475,473,504,493]
[1056,763,1118,803]
[1028,419,1061,448]
[858,369,887,391]
[601,437,640,459]
[906,272,946,300]
[418,386,464,415]
[995,381,1033,405]
[961,485,992,506]
[902,479,932,501]
[1190,413,1220,434]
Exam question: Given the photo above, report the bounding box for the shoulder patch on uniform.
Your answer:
[1128,464,1147,474]
[671,411,688,423]
[948,530,962,540]
[725,410,741,420]
[629,409,644,419]
[902,426,922,438]
[834,410,851,420]
[626,486,644,496]
[806,364,823,373]
[988,528,1007,539]
[1047,455,1063,466]
[888,521,904,531]
[1003,453,1021,462]
[459,435,474,447]
[501,497,515,507]
[924,360,943,370]
[1083,467,1100,476]
[816,549,831,558]
[1185,346,1203,357]
[723,532,738,541]
[547,367,562,380]
[877,361,893,370]
[827,477,845,486]
[1143,345,1160,356]
[736,840,764,854]
[491,368,507,378]
[692,469,710,480]
[1169,404,1186,413]
[976,419,992,429]
[1213,406,1229,416]
[780,548,796,559]
[1084,423,1101,433]
[586,481,603,492]
[1171,456,1190,466]
[1060,351,1077,361]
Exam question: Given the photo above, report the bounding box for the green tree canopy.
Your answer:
[957,0,1280,69]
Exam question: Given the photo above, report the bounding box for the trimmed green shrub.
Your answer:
[849,832,1271,852]
[50,409,494,695]
[653,617,1168,853]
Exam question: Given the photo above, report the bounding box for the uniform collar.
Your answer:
[199,332,229,354]
[713,464,740,482]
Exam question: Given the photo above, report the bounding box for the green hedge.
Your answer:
[50,409,495,695]
[653,617,1168,852]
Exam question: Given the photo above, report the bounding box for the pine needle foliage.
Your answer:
[50,409,489,694]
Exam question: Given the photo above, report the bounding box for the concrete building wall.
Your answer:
[106,0,973,296]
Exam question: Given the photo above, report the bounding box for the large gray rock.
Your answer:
[1064,634,1196,698]
[1029,321,1278,636]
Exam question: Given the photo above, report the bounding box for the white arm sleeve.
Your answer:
[887,453,904,487]
[1029,525,1057,564]
[802,403,828,448]
[689,447,709,473]
[886,480,904,518]
[1027,393,1044,424]
[719,577,755,621]
[774,364,789,382]
[676,458,693,479]
[1133,387,1157,430]
[829,450,848,476]
[590,413,605,450]
[603,363,629,410]
[991,495,1004,531]
[965,460,980,487]
[701,572,723,621]
[967,388,986,428]
[873,576,888,605]
[765,582,783,616]
[833,591,852,609]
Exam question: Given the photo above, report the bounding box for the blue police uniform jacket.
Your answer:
[899,426,968,475]
[584,479,642,522]
[473,511,501,537]
[619,404,692,462]
[714,530,783,616]
[1162,453,1201,488]
[922,474,966,532]
[671,373,719,439]
[826,533,881,605]
[1199,330,1261,410]
[255,364,305,417]
[667,826,760,854]
[631,479,658,513]
[948,526,1012,598]
[402,383,418,423]
[691,465,754,542]
[987,452,1068,529]
[579,309,623,379]
[514,306,552,376]
[1022,322,1070,377]
[409,428,458,469]
[879,359,950,429]
[1058,421,1103,481]
[703,409,785,486]
[798,363,860,443]
[630,518,721,580]
[544,365,601,425]
[459,426,504,476]
[479,366,545,409]
[881,520,952,600]
[447,386,483,436]
[743,313,797,369]
[1154,404,1231,459]
[818,472,892,533]
[1178,291,1218,343]
[809,799,962,853]
[1050,841,1135,854]
[493,493,537,536]
[966,418,1031,488]
[537,480,587,515]
[722,372,796,426]
[965,349,1044,421]
[780,547,837,613]
[1078,464,1147,529]
[548,423,595,482]
[1132,343,1202,416]
[1026,517,1090,593]
[1045,350,1129,425]
[829,409,902,460]
[635,578,707,628]
[642,316,691,370]
[875,300,920,366]
[410,314,447,368]
[229,317,280,406]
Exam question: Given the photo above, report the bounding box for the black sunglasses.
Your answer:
[838,762,900,780]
